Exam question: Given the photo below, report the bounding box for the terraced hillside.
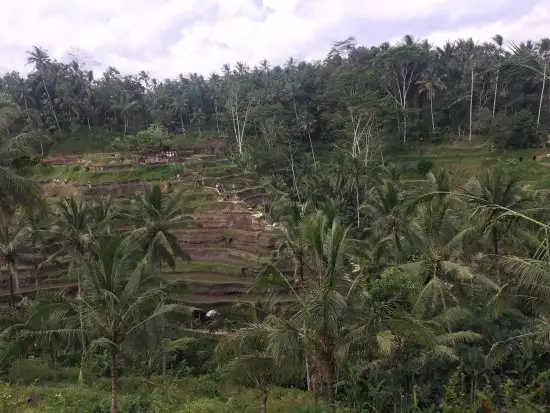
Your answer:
[1,143,281,316]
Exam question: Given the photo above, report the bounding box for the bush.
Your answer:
[415,157,434,175]
[7,359,80,385]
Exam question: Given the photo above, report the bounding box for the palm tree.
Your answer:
[250,213,353,412]
[492,34,504,118]
[365,178,409,264]
[0,212,38,310]
[24,235,188,413]
[110,90,138,135]
[403,199,498,317]
[216,331,281,413]
[252,213,425,413]
[275,202,311,284]
[26,46,61,132]
[416,70,446,132]
[462,168,526,284]
[46,197,94,383]
[89,198,120,235]
[124,184,194,270]
[0,101,44,215]
[502,38,550,128]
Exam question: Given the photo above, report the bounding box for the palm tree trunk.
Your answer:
[214,102,220,136]
[124,117,128,136]
[492,70,499,118]
[34,265,39,297]
[355,174,360,228]
[429,94,435,132]
[469,68,474,141]
[8,264,15,311]
[110,349,118,413]
[77,275,86,384]
[43,81,61,132]
[493,229,500,284]
[179,113,185,132]
[261,390,268,413]
[323,362,336,413]
[305,356,311,391]
[537,60,547,128]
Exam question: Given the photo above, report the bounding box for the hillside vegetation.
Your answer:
[1,34,550,413]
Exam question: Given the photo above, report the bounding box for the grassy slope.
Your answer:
[391,139,550,188]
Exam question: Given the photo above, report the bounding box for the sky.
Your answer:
[0,0,548,79]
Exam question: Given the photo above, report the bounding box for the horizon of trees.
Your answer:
[1,34,550,155]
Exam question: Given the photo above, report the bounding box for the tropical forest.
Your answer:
[2,34,550,412]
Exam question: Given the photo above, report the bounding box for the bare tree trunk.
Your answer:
[110,349,118,413]
[537,60,547,128]
[402,106,407,143]
[429,94,435,132]
[179,113,185,132]
[287,148,301,203]
[492,70,499,118]
[469,68,474,141]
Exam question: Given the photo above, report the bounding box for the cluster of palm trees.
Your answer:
[216,163,550,413]
[0,184,196,413]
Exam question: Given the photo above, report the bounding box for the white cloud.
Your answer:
[0,0,545,78]
[424,2,549,47]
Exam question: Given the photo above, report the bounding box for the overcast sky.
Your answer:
[1,0,548,79]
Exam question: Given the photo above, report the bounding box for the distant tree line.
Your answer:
[1,35,550,153]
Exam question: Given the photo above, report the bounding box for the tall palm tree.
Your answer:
[24,235,188,413]
[252,213,428,413]
[125,184,193,270]
[502,38,550,128]
[492,34,504,118]
[0,101,43,215]
[46,197,94,383]
[251,213,354,412]
[416,70,446,132]
[26,46,61,132]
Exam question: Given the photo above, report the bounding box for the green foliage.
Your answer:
[415,157,434,175]
[491,109,539,148]
[111,124,172,153]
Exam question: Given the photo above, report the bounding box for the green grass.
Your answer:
[392,146,550,188]
[0,361,327,413]
[30,164,185,184]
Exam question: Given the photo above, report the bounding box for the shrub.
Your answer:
[415,157,434,175]
[7,359,80,385]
